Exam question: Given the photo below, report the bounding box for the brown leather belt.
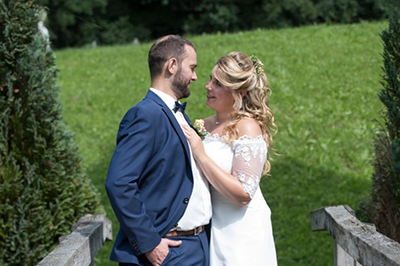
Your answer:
[164,225,204,237]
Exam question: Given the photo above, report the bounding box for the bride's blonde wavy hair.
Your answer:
[213,52,277,174]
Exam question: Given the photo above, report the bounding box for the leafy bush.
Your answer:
[99,16,151,46]
[184,0,240,34]
[265,0,318,28]
[36,0,107,47]
[37,0,393,48]
[0,1,103,265]
[315,0,360,23]
[359,12,400,242]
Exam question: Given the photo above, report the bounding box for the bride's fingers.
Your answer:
[181,125,192,138]
[182,125,192,134]
[181,125,201,142]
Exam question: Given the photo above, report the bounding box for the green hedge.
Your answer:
[39,0,396,48]
[0,1,103,265]
[359,12,400,243]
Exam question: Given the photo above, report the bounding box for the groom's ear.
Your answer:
[166,58,178,75]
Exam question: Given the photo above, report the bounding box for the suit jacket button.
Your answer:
[183,198,189,204]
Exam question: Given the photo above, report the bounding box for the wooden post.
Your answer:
[311,205,400,266]
[37,214,112,266]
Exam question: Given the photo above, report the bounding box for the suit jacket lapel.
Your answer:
[145,91,192,162]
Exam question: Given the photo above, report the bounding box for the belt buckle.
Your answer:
[194,226,201,236]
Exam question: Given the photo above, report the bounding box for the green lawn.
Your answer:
[55,20,386,265]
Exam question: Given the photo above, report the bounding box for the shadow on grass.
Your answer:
[264,155,371,266]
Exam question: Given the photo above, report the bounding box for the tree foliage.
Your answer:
[359,12,400,242]
[37,0,395,49]
[0,1,103,265]
[36,0,107,47]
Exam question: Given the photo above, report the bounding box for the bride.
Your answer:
[181,52,278,265]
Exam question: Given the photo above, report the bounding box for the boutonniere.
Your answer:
[193,119,207,140]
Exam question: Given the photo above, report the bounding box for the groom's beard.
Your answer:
[171,67,191,99]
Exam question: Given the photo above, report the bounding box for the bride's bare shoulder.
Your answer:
[237,117,262,138]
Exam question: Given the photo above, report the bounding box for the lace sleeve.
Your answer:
[232,135,268,198]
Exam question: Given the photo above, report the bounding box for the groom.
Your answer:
[105,35,212,266]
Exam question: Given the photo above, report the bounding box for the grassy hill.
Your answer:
[55,20,386,265]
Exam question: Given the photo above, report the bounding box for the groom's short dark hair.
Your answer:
[148,35,196,80]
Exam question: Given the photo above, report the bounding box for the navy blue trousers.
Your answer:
[120,230,209,266]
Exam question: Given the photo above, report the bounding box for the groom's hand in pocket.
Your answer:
[145,238,182,266]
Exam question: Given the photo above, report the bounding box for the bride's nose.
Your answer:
[205,80,212,91]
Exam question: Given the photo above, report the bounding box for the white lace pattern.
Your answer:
[232,135,268,198]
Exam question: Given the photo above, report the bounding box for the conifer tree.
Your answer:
[362,12,400,242]
[0,1,103,265]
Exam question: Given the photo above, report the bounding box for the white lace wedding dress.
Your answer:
[203,133,278,266]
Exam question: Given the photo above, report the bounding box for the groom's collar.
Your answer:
[149,88,179,111]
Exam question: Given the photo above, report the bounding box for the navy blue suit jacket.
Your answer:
[105,90,194,264]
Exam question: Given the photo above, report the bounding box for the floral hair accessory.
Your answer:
[250,55,264,76]
[193,119,207,140]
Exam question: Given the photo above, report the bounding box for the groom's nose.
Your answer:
[192,71,197,81]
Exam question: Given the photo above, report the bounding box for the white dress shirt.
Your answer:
[150,88,212,230]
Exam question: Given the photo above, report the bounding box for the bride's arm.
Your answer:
[181,120,263,207]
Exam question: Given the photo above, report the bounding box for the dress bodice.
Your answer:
[202,134,234,173]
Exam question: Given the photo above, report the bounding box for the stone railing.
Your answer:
[37,214,112,266]
[311,205,400,266]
